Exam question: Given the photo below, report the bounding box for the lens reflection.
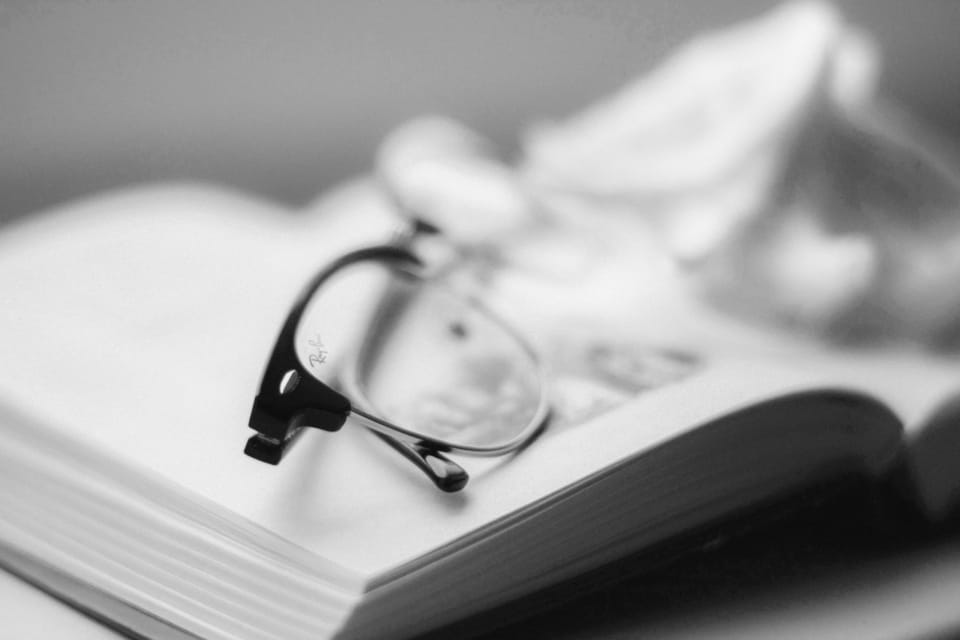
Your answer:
[296,261,543,449]
[357,271,543,448]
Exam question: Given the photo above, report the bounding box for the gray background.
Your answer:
[1,0,958,219]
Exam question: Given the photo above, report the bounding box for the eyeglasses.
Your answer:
[244,220,550,491]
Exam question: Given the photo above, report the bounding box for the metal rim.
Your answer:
[336,269,551,456]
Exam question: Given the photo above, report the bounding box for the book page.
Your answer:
[0,182,948,579]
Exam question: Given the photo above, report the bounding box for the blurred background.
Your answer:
[1,0,959,222]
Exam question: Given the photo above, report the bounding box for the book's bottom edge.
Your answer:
[0,543,199,640]
[412,472,888,640]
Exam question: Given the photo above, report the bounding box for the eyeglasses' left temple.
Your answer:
[245,246,422,464]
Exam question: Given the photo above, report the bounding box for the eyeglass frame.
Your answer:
[244,221,550,492]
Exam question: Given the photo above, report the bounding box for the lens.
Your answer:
[355,270,546,449]
[295,260,546,450]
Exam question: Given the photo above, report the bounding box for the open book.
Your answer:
[0,182,958,640]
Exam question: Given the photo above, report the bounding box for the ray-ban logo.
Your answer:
[307,334,328,369]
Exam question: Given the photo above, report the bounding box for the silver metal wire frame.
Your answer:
[335,268,551,457]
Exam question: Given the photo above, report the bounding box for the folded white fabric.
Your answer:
[377,1,960,349]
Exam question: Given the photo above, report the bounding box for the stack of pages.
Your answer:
[1,184,959,639]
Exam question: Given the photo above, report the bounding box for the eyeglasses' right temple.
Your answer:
[350,403,470,492]
[245,245,423,465]
[368,430,469,492]
[246,366,351,464]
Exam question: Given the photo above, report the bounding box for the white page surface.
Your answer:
[0,182,952,578]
